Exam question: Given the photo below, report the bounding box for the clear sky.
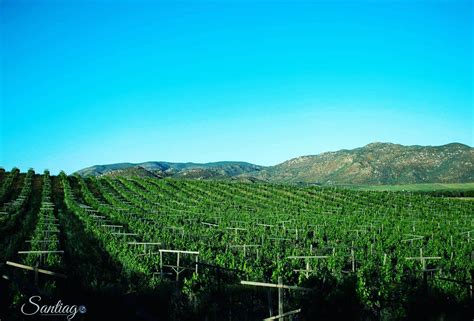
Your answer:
[0,0,472,174]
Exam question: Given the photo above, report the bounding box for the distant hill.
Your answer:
[76,143,474,185]
[93,166,164,178]
[253,142,473,185]
[76,161,264,179]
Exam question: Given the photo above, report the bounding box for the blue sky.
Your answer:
[0,0,472,174]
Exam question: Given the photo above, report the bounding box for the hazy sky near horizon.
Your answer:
[1,0,472,174]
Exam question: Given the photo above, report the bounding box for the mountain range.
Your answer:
[76,142,474,185]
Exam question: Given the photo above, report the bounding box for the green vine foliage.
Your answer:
[49,172,474,320]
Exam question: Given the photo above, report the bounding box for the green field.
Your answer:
[0,169,473,321]
[344,182,474,192]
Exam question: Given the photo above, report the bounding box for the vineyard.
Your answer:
[0,168,473,321]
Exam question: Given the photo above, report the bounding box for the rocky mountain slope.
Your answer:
[76,143,474,185]
[254,143,473,185]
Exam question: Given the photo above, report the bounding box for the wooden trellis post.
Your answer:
[226,227,248,241]
[349,248,355,272]
[112,232,138,237]
[278,277,283,319]
[90,214,106,223]
[201,221,219,228]
[460,230,473,243]
[337,247,357,274]
[402,234,424,247]
[405,248,441,273]
[101,224,124,233]
[241,278,310,321]
[257,223,275,229]
[5,261,66,287]
[287,255,330,278]
[159,249,199,281]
